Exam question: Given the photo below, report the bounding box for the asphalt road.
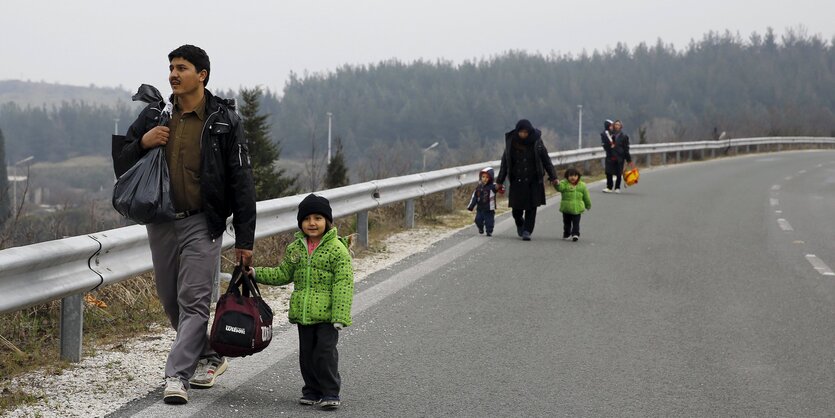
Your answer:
[112,150,835,417]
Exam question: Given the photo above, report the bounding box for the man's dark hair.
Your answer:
[168,44,211,86]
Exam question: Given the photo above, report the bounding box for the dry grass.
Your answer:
[0,274,167,412]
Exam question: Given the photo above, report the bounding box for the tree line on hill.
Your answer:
[1,26,834,180]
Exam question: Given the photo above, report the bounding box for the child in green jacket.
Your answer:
[247,194,353,410]
[554,167,591,241]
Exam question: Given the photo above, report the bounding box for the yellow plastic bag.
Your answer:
[623,168,639,186]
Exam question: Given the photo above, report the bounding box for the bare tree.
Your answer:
[302,112,325,191]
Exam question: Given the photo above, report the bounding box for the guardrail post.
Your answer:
[357,210,369,248]
[404,199,416,228]
[645,154,652,168]
[777,143,782,152]
[444,190,454,211]
[60,294,84,362]
[688,150,693,161]
[600,158,606,172]
[711,148,716,158]
[675,151,681,164]
[661,152,667,165]
[583,160,591,174]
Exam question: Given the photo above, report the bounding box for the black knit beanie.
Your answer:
[297,194,333,229]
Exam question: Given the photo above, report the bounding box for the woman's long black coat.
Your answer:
[495,128,557,210]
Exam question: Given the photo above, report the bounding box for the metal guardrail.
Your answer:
[1,136,833,361]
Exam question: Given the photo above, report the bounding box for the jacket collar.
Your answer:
[294,227,338,244]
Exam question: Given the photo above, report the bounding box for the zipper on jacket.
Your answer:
[301,232,332,324]
[199,109,222,152]
[303,245,312,324]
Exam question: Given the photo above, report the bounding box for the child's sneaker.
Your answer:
[299,395,321,405]
[163,376,188,404]
[562,235,570,240]
[319,396,340,410]
[190,357,228,389]
[602,188,612,193]
[614,188,621,193]
[572,235,579,242]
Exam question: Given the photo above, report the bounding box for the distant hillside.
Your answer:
[0,80,134,108]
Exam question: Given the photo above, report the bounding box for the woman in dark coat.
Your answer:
[495,119,558,241]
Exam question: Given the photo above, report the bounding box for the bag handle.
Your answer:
[230,257,263,299]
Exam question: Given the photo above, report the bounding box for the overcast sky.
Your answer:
[1,0,832,94]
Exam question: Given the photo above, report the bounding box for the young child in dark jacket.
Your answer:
[246,194,353,410]
[467,167,497,236]
[554,167,591,241]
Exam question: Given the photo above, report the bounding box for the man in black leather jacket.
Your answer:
[114,45,256,404]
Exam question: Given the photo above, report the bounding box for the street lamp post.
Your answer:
[326,112,333,163]
[114,118,119,135]
[422,142,439,171]
[577,105,583,149]
[11,156,34,217]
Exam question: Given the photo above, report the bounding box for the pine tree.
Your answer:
[0,128,9,227]
[325,136,349,189]
[239,87,297,200]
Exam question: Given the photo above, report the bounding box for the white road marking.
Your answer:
[770,198,779,206]
[775,210,783,214]
[806,254,835,276]
[798,169,807,174]
[785,176,793,181]
[777,218,793,231]
[771,184,781,191]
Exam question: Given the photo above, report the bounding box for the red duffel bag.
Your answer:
[210,263,274,357]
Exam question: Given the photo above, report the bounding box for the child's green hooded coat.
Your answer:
[253,227,353,327]
[555,179,591,215]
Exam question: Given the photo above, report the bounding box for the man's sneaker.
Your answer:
[478,227,484,234]
[190,357,228,389]
[319,396,340,410]
[163,376,188,404]
[522,231,531,241]
[299,396,321,406]
[614,188,621,193]
[572,235,579,242]
[602,188,612,193]
[486,232,492,237]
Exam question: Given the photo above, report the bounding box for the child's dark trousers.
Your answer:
[562,213,581,237]
[298,323,341,399]
[475,209,495,234]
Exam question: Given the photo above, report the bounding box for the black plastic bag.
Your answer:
[112,84,169,176]
[131,83,165,105]
[112,146,175,224]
